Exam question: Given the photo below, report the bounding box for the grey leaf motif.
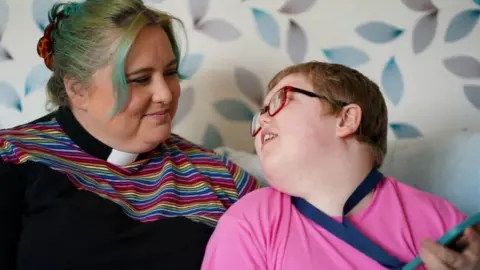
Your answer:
[0,45,12,61]
[173,87,194,126]
[195,19,241,41]
[412,10,438,54]
[443,56,480,79]
[0,0,8,40]
[401,0,436,11]
[279,0,317,14]
[189,0,209,26]
[234,67,264,107]
[287,19,307,64]
[464,85,480,110]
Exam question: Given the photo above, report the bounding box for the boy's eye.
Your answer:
[128,76,151,84]
[165,69,178,76]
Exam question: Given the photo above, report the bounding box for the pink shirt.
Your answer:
[202,177,466,270]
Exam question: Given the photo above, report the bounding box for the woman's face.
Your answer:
[70,25,181,153]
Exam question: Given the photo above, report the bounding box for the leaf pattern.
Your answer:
[214,99,254,121]
[355,22,404,44]
[0,81,22,111]
[475,0,480,6]
[464,85,480,110]
[173,87,194,126]
[412,10,438,54]
[279,0,317,14]
[189,0,209,26]
[443,56,480,79]
[195,19,241,41]
[32,0,54,31]
[179,54,204,79]
[322,46,369,68]
[202,124,224,149]
[401,0,436,11]
[287,19,307,64]
[25,64,51,96]
[251,8,280,48]
[0,45,12,61]
[234,66,264,106]
[444,10,480,43]
[381,57,404,105]
[390,123,423,139]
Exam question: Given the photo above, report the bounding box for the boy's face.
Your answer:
[254,73,342,195]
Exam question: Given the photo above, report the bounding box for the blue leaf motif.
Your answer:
[202,124,224,150]
[195,19,241,41]
[33,0,54,31]
[444,9,480,43]
[173,87,195,126]
[412,10,438,54]
[475,0,480,6]
[251,8,280,48]
[287,19,307,64]
[355,22,404,44]
[234,66,264,106]
[322,46,369,68]
[25,64,52,96]
[279,0,317,14]
[401,0,436,12]
[381,57,404,105]
[443,55,480,79]
[390,123,423,139]
[0,81,22,111]
[214,99,254,121]
[464,85,480,110]
[179,54,203,79]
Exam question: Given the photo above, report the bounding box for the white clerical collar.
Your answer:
[106,149,139,166]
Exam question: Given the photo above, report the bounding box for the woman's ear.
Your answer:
[64,75,88,111]
[335,104,362,138]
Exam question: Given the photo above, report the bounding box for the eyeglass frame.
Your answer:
[251,86,349,137]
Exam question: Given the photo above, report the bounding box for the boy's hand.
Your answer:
[419,225,480,269]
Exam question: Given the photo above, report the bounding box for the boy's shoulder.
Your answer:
[223,187,289,219]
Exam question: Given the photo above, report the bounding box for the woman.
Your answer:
[202,61,480,269]
[0,1,258,269]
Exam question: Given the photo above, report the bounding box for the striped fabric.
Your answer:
[0,118,259,226]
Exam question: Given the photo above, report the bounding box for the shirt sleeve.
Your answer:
[201,215,267,270]
[221,155,260,198]
[0,160,25,270]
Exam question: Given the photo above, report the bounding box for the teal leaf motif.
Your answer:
[464,85,480,110]
[195,19,241,41]
[173,86,194,126]
[202,124,224,149]
[234,66,264,106]
[475,0,480,6]
[33,0,54,31]
[279,0,317,14]
[25,64,51,96]
[287,19,307,64]
[390,123,423,139]
[251,8,280,48]
[189,0,209,25]
[322,46,369,68]
[355,22,404,44]
[444,10,480,43]
[214,99,254,121]
[401,0,436,11]
[443,55,480,79]
[0,81,22,111]
[179,54,203,79]
[412,10,438,54]
[381,57,404,105]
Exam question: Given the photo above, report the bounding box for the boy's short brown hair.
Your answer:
[268,61,388,168]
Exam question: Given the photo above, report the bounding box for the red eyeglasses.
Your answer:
[251,86,348,136]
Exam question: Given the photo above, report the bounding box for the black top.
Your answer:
[0,108,257,270]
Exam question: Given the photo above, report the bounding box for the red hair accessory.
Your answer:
[36,11,66,71]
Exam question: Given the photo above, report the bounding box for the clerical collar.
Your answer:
[55,107,141,165]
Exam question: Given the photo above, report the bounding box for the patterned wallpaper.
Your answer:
[0,0,479,152]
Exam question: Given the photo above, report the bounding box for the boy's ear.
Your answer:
[336,104,362,138]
